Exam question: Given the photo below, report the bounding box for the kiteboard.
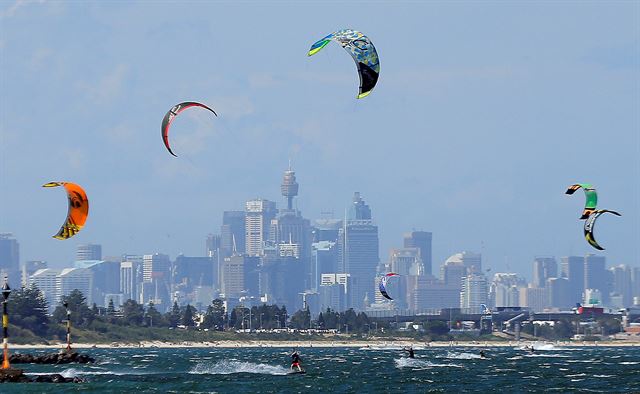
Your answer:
[288,370,306,375]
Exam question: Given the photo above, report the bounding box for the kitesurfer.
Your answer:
[403,346,415,359]
[290,349,303,372]
[479,350,487,359]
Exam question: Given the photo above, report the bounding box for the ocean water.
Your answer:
[3,345,639,393]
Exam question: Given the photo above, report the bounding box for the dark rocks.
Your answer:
[0,368,83,383]
[32,374,84,383]
[10,352,95,364]
[0,368,30,383]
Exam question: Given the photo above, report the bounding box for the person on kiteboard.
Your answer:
[290,349,303,372]
[403,346,415,359]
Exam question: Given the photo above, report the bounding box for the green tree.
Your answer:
[166,301,181,328]
[317,312,325,329]
[121,299,144,326]
[290,308,311,329]
[106,299,116,316]
[230,306,249,329]
[52,289,95,328]
[355,312,370,332]
[181,304,196,327]
[8,285,50,336]
[341,308,358,332]
[280,305,288,328]
[202,299,226,330]
[424,320,449,336]
[322,308,339,329]
[145,301,164,327]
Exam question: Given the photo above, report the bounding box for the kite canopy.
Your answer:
[308,29,380,99]
[565,183,597,219]
[378,273,399,300]
[584,209,621,251]
[42,182,89,240]
[161,102,217,157]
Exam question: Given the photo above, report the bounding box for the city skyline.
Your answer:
[1,2,638,276]
[0,162,638,279]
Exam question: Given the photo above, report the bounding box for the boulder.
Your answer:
[10,352,95,364]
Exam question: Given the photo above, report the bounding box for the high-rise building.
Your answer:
[21,260,47,286]
[58,267,93,304]
[561,256,585,304]
[0,233,20,284]
[584,288,603,305]
[460,273,488,313]
[441,254,472,290]
[259,247,305,311]
[609,265,633,308]
[350,192,371,220]
[311,241,338,291]
[312,218,342,243]
[142,254,171,308]
[389,248,424,276]
[245,199,277,256]
[319,273,350,312]
[519,286,547,312]
[532,257,557,288]
[584,254,608,303]
[443,251,482,276]
[175,255,216,287]
[281,164,299,210]
[80,260,120,307]
[403,231,433,276]
[120,260,141,302]
[120,254,143,302]
[29,268,60,312]
[221,255,245,299]
[220,211,245,257]
[491,273,526,307]
[547,277,571,309]
[219,253,259,303]
[389,248,424,310]
[632,267,640,301]
[76,243,102,261]
[409,277,460,310]
[206,234,221,257]
[338,192,379,310]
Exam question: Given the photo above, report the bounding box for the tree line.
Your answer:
[7,284,312,336]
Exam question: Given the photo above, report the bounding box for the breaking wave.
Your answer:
[190,360,291,375]
[445,351,484,360]
[395,358,463,369]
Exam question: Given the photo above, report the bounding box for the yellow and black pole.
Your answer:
[1,276,11,369]
[64,301,72,353]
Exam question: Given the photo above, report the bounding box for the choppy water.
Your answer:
[3,345,639,392]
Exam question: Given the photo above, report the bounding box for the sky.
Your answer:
[1,1,638,279]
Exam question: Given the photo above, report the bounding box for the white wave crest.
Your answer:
[27,368,128,377]
[190,360,291,375]
[518,343,571,351]
[394,358,463,369]
[445,351,483,360]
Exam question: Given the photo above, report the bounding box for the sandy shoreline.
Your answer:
[10,339,640,350]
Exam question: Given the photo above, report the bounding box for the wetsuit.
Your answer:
[291,352,302,371]
[404,348,415,358]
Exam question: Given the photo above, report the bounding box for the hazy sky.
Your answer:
[1,1,638,278]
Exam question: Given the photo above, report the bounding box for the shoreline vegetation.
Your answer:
[7,287,639,351]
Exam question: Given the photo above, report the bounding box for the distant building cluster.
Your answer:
[1,168,639,316]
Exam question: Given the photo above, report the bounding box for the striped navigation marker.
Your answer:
[1,277,11,369]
